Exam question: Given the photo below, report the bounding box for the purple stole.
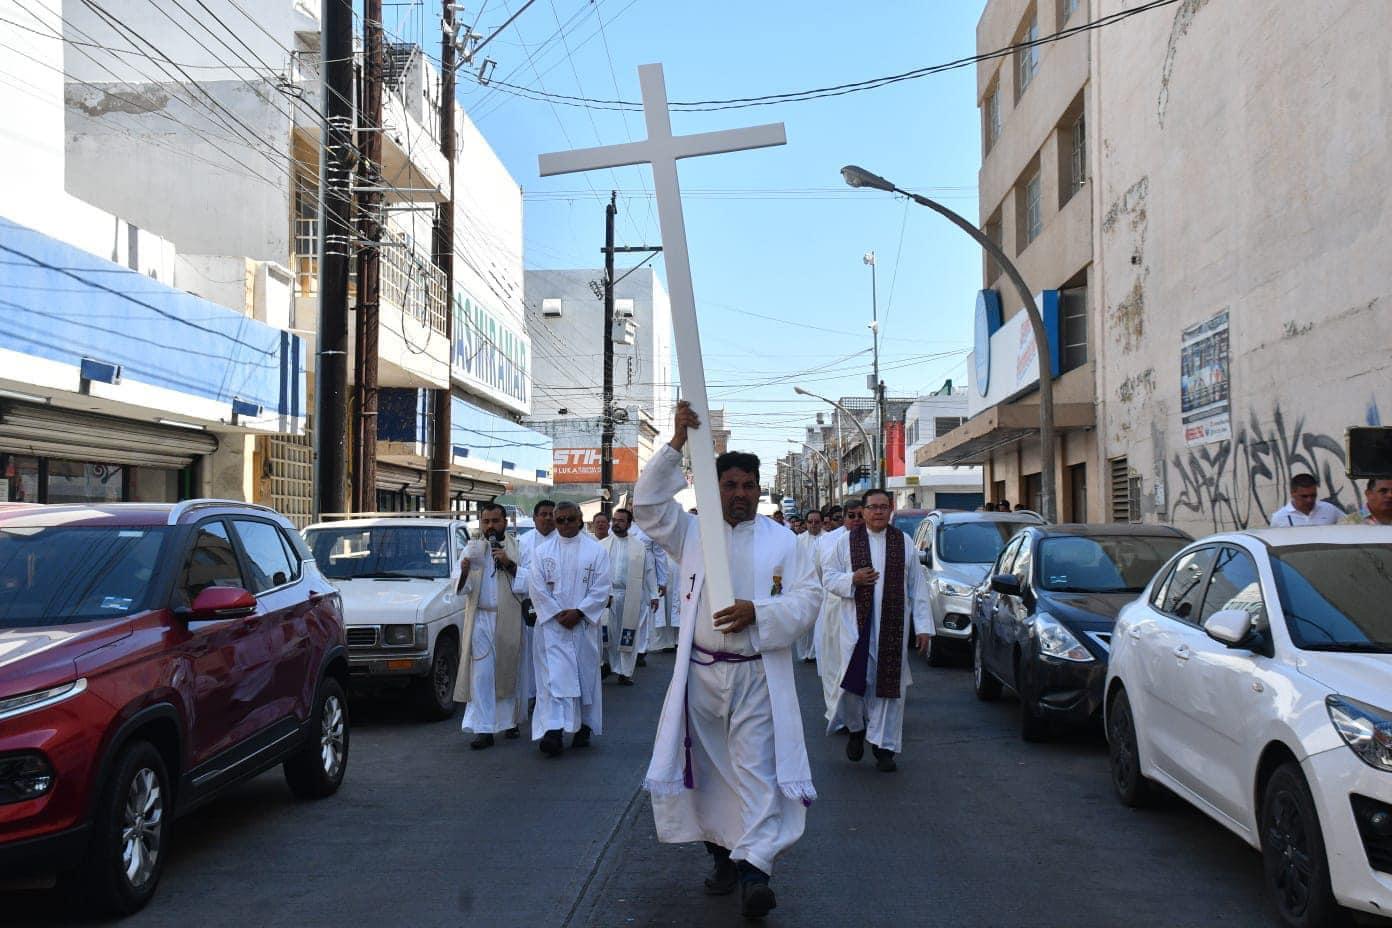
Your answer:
[838,525,906,699]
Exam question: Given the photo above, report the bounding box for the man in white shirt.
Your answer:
[1269,474,1344,526]
[516,499,557,707]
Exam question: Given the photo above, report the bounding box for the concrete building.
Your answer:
[917,0,1100,520]
[1089,0,1392,534]
[524,267,675,432]
[0,0,305,507]
[57,0,550,516]
[895,386,985,511]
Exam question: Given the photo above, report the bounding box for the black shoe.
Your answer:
[737,864,776,918]
[636,653,647,667]
[703,853,737,896]
[802,657,816,663]
[470,733,494,750]
[846,729,865,762]
[601,662,613,680]
[617,675,634,686]
[539,729,564,757]
[873,747,897,773]
[504,727,520,740]
[571,725,592,749]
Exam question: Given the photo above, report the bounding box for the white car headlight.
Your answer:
[936,578,973,597]
[1327,695,1392,772]
[1035,614,1094,662]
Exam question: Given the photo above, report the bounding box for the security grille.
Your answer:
[1110,456,1138,523]
[268,434,313,528]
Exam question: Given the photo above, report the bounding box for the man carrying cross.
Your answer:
[635,402,821,918]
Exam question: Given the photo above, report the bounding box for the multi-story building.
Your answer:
[57,0,550,515]
[896,384,985,510]
[1090,0,1391,534]
[0,0,305,507]
[917,0,1100,520]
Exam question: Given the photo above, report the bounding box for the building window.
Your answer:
[934,416,965,437]
[984,210,1003,283]
[1060,270,1088,372]
[1017,168,1042,252]
[1016,11,1039,98]
[984,81,1002,153]
[1071,110,1087,195]
[1060,0,1080,29]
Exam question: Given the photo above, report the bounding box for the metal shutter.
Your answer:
[0,401,218,469]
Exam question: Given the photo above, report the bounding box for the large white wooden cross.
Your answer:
[539,63,786,616]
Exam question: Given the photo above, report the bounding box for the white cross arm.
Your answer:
[539,124,786,178]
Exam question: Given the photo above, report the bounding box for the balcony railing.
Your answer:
[380,227,446,335]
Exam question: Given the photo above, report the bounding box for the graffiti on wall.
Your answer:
[1168,400,1380,531]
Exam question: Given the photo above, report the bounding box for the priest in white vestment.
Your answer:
[600,508,658,684]
[646,535,677,652]
[456,503,528,748]
[823,489,934,772]
[815,500,863,723]
[793,509,826,662]
[527,501,611,756]
[516,499,558,704]
[634,403,820,919]
[628,518,668,661]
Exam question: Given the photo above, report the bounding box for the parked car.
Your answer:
[892,508,930,541]
[0,500,349,915]
[970,523,1190,740]
[302,516,471,720]
[1104,526,1392,928]
[911,509,1046,665]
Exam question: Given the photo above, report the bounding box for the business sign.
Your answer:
[552,447,638,483]
[451,289,531,415]
[966,291,1061,418]
[885,421,906,478]
[973,289,1002,397]
[1180,309,1231,447]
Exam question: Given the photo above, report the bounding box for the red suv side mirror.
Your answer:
[183,586,258,620]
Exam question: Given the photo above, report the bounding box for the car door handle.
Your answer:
[1173,644,1192,661]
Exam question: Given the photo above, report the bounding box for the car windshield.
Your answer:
[305,525,450,580]
[0,525,167,627]
[1038,535,1188,593]
[1269,543,1392,652]
[937,521,1020,564]
[892,513,926,538]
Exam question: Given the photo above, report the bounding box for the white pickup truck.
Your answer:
[303,516,472,720]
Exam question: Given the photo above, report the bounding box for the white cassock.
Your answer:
[793,531,824,661]
[459,542,528,734]
[634,525,668,655]
[635,445,821,876]
[814,526,848,721]
[647,538,677,651]
[517,528,555,702]
[600,531,657,676]
[824,526,934,753]
[527,531,611,739]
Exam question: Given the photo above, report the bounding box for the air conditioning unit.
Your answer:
[541,298,562,317]
[615,298,635,318]
[610,318,636,346]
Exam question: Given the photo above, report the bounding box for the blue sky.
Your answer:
[423,0,989,464]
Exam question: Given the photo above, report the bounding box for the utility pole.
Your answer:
[428,0,457,512]
[352,0,384,513]
[600,191,616,517]
[315,0,354,519]
[865,250,884,486]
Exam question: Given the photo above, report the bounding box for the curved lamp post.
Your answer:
[794,384,878,496]
[792,440,836,509]
[840,164,1057,523]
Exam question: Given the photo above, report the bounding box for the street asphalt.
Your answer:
[6,649,1375,927]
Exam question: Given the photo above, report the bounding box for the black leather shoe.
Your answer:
[846,729,865,762]
[703,857,737,896]
[617,675,634,686]
[636,653,647,667]
[504,726,520,740]
[601,662,613,680]
[571,725,592,749]
[539,729,564,757]
[470,733,494,750]
[873,747,897,772]
[740,880,776,918]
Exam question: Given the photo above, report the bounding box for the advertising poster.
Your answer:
[1180,309,1231,447]
[552,447,638,484]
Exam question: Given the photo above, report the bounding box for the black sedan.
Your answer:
[970,523,1191,741]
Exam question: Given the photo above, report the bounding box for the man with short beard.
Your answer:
[528,501,611,755]
[456,503,527,749]
[600,507,657,685]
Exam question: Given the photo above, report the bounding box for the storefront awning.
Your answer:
[915,403,1096,467]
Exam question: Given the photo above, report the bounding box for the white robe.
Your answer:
[634,444,821,876]
[635,526,668,654]
[600,532,657,675]
[516,528,555,702]
[815,527,848,721]
[824,527,934,753]
[526,531,611,739]
[459,545,528,734]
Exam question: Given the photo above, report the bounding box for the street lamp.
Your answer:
[794,385,877,496]
[841,164,1058,522]
[792,439,835,508]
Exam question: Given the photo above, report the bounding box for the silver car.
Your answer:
[912,510,1046,666]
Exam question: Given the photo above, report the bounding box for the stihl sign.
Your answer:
[552,447,638,483]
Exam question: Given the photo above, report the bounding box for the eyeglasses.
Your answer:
[864,504,893,512]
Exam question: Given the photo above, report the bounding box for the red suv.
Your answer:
[0,500,349,915]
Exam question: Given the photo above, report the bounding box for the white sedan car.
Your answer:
[1104,526,1392,928]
